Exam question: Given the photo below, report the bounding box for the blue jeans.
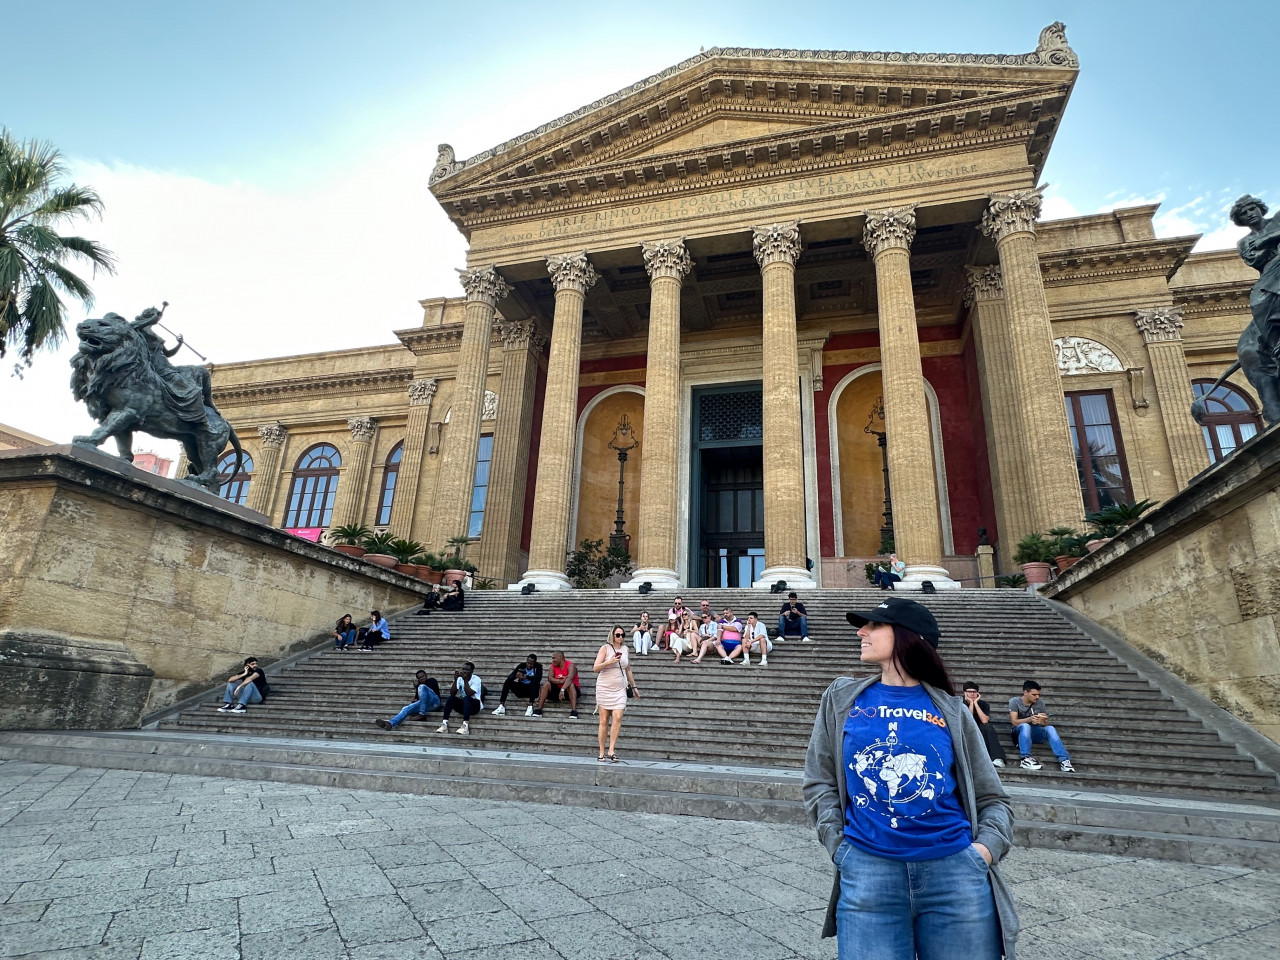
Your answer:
[389,688,441,726]
[778,614,807,638]
[335,629,357,649]
[1017,723,1070,761]
[874,570,902,589]
[223,682,263,706]
[835,840,1000,960]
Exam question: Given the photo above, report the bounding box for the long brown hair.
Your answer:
[890,625,955,695]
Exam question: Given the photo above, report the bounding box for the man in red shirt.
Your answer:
[534,650,580,718]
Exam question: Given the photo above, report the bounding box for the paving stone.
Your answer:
[442,938,564,960]
[423,907,538,954]
[107,900,239,939]
[331,895,425,946]
[137,925,239,960]
[4,940,144,959]
[538,859,653,898]
[237,888,332,935]
[0,913,112,957]
[401,879,505,924]
[530,911,669,960]
[345,942,443,960]
[315,863,396,900]
[383,861,471,888]
[632,912,793,960]
[0,900,48,924]
[42,887,187,921]
[10,872,149,904]
[735,907,838,960]
[186,869,320,903]
[1177,921,1280,960]
[493,879,595,921]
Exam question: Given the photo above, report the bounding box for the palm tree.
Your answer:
[0,130,115,364]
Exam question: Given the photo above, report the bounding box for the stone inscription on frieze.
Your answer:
[478,157,984,248]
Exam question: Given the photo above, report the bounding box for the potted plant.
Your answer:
[1084,498,1158,552]
[411,553,443,584]
[444,534,471,587]
[361,531,399,569]
[326,524,372,558]
[1046,526,1087,573]
[1012,532,1054,585]
[994,573,1028,588]
[389,539,426,577]
[428,553,452,583]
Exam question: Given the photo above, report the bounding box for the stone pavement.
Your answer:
[1,761,1277,960]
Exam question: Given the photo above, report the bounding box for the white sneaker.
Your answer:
[759,656,768,666]
[525,705,534,717]
[740,655,750,666]
[457,722,470,736]
[492,704,506,717]
[435,721,449,734]
[992,758,1005,768]
[1019,756,1042,770]
[1059,760,1076,773]
[801,636,811,643]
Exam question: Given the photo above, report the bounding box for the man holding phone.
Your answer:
[436,662,484,736]
[1009,680,1074,772]
[777,591,809,643]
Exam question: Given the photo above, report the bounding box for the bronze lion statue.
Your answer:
[70,309,243,494]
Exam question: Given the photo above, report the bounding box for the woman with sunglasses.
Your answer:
[593,624,639,762]
[803,597,1017,960]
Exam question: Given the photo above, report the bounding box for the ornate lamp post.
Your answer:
[864,396,894,553]
[607,414,639,552]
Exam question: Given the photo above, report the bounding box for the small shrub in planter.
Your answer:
[361,531,399,569]
[327,524,372,558]
[1013,533,1054,584]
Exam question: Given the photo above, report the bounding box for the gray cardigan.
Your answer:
[802,675,1020,958]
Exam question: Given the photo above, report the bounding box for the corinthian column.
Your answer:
[330,417,377,529]
[965,265,1035,563]
[247,423,287,520]
[480,319,546,583]
[624,239,691,590]
[519,252,597,590]
[1135,306,1210,486]
[434,265,511,550]
[981,187,1085,530]
[752,222,816,588]
[387,378,437,535]
[864,206,952,586]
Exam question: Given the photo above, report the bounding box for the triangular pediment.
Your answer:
[601,112,821,165]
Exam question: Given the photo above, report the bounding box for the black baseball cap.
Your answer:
[846,597,941,648]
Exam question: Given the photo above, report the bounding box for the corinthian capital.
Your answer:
[495,318,547,352]
[862,206,917,259]
[458,265,512,306]
[751,222,802,268]
[980,187,1045,242]
[257,423,287,447]
[641,238,693,282]
[963,265,1004,305]
[347,416,377,444]
[546,252,598,295]
[1134,305,1185,343]
[408,378,438,406]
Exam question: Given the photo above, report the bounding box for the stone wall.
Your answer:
[0,446,425,726]
[1045,427,1280,743]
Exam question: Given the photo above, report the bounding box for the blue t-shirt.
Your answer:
[842,682,972,860]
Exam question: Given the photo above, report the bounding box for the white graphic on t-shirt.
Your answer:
[848,722,945,830]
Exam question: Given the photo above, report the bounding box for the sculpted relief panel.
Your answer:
[1054,337,1123,375]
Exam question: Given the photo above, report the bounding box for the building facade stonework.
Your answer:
[207,28,1263,586]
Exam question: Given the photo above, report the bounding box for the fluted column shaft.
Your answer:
[864,207,946,576]
[330,417,376,529]
[388,379,437,534]
[966,266,1035,564]
[982,188,1085,530]
[629,239,691,587]
[752,223,812,584]
[1135,307,1210,487]
[521,253,597,588]
[434,266,510,550]
[247,424,287,520]
[480,321,545,583]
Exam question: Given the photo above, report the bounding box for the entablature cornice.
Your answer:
[213,369,414,404]
[1039,236,1197,286]
[1171,281,1252,319]
[394,323,503,357]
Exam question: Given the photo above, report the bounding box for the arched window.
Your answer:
[284,444,341,529]
[216,451,254,506]
[1193,380,1262,463]
[376,442,403,526]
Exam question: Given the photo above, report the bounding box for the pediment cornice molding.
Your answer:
[213,369,414,404]
[1038,237,1197,286]
[394,323,502,357]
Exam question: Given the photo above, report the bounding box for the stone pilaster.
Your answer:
[625,239,692,589]
[480,320,546,583]
[330,417,377,529]
[519,252,597,590]
[864,207,952,586]
[965,265,1035,565]
[751,222,815,588]
[388,378,437,534]
[247,423,287,520]
[981,187,1086,530]
[1135,305,1210,486]
[433,266,511,550]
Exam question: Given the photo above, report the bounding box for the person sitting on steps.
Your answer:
[874,553,907,591]
[332,614,357,650]
[962,682,1007,767]
[357,610,390,651]
[632,612,654,656]
[692,611,729,663]
[1009,680,1075,772]
[437,662,484,735]
[669,611,698,662]
[493,654,543,716]
[777,592,809,642]
[217,657,269,713]
[717,607,745,664]
[441,581,465,611]
[375,670,442,729]
[740,611,772,666]
[533,650,580,718]
[415,585,442,616]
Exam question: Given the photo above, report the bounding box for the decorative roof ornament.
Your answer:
[980,186,1045,242]
[752,222,802,267]
[1134,305,1186,343]
[641,239,693,282]
[428,28,1081,186]
[862,206,917,258]
[546,252,599,295]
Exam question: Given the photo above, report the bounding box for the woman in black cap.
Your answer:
[802,597,1018,960]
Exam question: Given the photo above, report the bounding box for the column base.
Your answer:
[752,566,818,590]
[510,570,574,592]
[895,565,961,590]
[621,569,682,591]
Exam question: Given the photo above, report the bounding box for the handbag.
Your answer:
[616,657,635,698]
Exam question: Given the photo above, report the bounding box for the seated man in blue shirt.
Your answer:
[358,610,390,651]
[375,670,441,729]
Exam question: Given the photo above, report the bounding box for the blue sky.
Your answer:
[3,0,1277,448]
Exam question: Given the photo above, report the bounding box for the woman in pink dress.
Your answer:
[593,625,640,762]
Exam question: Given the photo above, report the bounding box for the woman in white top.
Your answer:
[632,612,654,655]
[740,611,772,666]
[593,626,639,762]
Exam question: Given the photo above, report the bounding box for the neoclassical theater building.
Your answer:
[207,25,1261,590]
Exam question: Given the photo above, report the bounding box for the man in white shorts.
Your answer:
[739,611,772,666]
[691,611,727,663]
